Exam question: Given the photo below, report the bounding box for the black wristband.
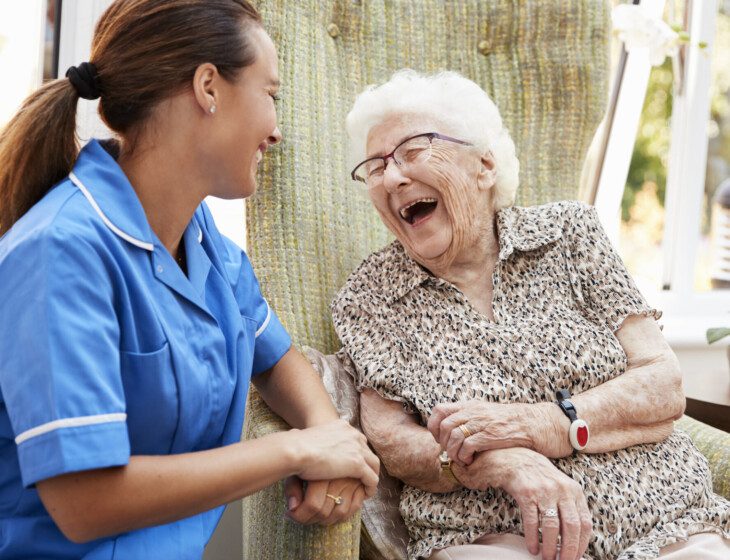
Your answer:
[555,389,589,453]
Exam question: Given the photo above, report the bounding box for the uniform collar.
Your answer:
[387,204,564,304]
[69,139,156,251]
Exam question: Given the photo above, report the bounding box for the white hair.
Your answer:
[346,69,520,209]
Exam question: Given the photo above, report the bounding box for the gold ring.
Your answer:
[326,494,343,505]
[459,424,472,438]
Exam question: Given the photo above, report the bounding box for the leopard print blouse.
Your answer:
[332,201,730,560]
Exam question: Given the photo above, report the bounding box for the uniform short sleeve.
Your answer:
[331,299,417,414]
[567,203,662,332]
[0,228,129,487]
[219,238,291,376]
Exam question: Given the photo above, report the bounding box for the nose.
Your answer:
[268,126,283,146]
[382,158,411,193]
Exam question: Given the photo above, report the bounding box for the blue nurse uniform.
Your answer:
[0,139,292,559]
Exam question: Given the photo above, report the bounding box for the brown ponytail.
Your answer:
[0,0,262,236]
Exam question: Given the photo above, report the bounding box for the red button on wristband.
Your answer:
[569,418,589,450]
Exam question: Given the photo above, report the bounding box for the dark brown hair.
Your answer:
[0,0,261,235]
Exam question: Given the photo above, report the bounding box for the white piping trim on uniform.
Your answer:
[197,224,203,243]
[69,172,154,251]
[15,413,128,445]
[255,300,272,338]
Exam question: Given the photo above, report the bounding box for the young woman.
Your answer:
[0,1,378,558]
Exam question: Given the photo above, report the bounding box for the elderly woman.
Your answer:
[332,70,730,560]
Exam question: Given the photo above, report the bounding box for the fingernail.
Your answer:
[288,496,299,510]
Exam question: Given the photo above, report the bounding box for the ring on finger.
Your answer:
[326,494,343,506]
[458,424,472,438]
[541,507,559,520]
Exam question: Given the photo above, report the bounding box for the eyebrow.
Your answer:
[366,131,419,159]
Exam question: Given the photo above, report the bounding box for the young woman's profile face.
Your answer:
[208,25,282,199]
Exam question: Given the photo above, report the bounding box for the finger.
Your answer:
[438,411,470,451]
[557,497,581,560]
[311,482,340,525]
[283,476,304,512]
[323,482,358,526]
[347,485,366,519]
[362,444,381,477]
[539,507,560,560]
[427,402,460,441]
[520,500,541,556]
[576,493,593,560]
[445,425,466,464]
[359,458,380,496]
[455,430,478,466]
[289,480,329,525]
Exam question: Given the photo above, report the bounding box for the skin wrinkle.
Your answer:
[361,115,684,491]
[353,111,690,560]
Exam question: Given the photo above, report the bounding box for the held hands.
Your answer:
[427,400,565,466]
[284,476,367,525]
[292,419,379,496]
[452,448,592,560]
[285,419,377,526]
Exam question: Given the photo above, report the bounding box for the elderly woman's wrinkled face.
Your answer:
[366,114,496,267]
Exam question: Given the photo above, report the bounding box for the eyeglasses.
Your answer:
[350,132,473,187]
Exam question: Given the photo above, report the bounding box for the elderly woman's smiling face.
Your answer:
[365,113,497,267]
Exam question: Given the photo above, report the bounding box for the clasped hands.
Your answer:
[284,476,367,525]
[428,400,592,560]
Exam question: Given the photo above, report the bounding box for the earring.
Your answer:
[209,105,217,114]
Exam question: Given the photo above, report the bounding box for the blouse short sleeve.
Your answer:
[567,203,662,332]
[0,228,130,487]
[331,300,418,414]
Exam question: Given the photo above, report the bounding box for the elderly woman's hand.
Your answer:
[452,448,592,560]
[427,400,565,466]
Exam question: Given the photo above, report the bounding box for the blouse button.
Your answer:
[586,467,598,477]
[537,378,547,388]
[607,522,618,535]
[478,39,490,56]
[327,23,340,38]
[156,265,163,273]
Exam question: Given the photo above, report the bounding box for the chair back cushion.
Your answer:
[248,0,610,353]
[243,2,611,559]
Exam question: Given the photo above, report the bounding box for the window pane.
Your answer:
[0,1,51,128]
[696,2,730,291]
[617,0,680,295]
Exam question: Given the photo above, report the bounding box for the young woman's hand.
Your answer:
[290,419,379,495]
[283,476,366,525]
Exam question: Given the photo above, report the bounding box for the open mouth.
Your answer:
[399,198,438,226]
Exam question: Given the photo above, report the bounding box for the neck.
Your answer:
[117,133,206,259]
[428,210,500,292]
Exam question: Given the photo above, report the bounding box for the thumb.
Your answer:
[284,476,304,512]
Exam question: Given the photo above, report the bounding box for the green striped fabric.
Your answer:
[243,1,611,559]
[676,416,730,500]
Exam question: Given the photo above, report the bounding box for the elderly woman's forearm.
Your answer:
[360,389,459,493]
[532,355,684,458]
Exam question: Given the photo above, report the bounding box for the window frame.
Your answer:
[593,0,730,343]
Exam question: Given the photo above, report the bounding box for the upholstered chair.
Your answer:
[241,1,730,559]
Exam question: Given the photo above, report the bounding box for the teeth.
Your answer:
[399,198,437,219]
[256,149,263,163]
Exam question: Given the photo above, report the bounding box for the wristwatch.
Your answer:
[439,451,460,485]
[555,389,589,452]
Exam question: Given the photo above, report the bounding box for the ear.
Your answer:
[476,150,497,191]
[192,63,220,115]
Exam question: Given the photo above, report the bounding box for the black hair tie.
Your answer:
[65,62,101,100]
